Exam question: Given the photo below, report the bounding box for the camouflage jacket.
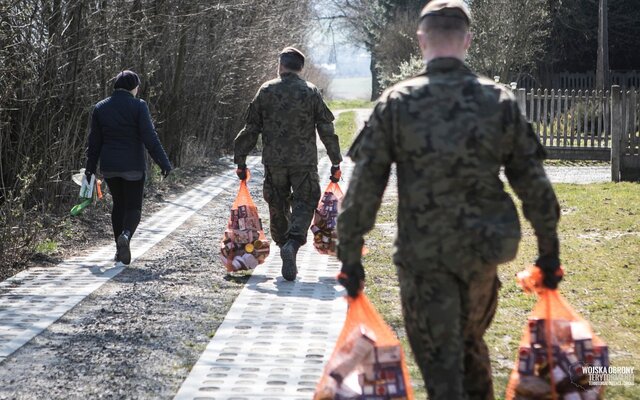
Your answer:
[234,72,342,167]
[337,58,560,271]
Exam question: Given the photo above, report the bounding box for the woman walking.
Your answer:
[85,70,172,265]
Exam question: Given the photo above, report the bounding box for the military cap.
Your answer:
[279,46,305,70]
[420,0,471,25]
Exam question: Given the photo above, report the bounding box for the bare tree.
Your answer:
[467,0,550,82]
[0,0,315,268]
[319,0,426,98]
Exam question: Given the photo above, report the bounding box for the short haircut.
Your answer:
[419,14,469,38]
[280,54,304,71]
[279,47,305,71]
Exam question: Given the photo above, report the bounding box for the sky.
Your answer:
[307,1,371,78]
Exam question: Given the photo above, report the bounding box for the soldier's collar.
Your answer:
[279,72,300,79]
[425,57,469,74]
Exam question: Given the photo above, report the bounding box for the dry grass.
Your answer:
[334,103,639,398]
[363,183,640,398]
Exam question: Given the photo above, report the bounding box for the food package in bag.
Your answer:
[79,173,96,199]
[314,294,414,400]
[70,170,104,216]
[505,266,608,400]
[219,170,270,272]
[311,182,343,256]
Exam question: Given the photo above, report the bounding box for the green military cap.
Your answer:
[420,0,471,25]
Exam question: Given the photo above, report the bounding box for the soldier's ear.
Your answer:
[464,31,473,51]
[417,30,428,55]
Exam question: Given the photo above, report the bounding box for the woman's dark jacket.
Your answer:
[85,90,172,175]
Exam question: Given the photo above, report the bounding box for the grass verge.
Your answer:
[362,183,640,399]
[34,239,59,255]
[335,111,358,154]
[328,99,374,111]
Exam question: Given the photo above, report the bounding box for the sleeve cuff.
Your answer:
[234,155,247,165]
[337,244,363,266]
[330,153,343,165]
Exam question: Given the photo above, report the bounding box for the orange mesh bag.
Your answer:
[219,170,270,272]
[314,294,414,400]
[505,266,608,400]
[311,182,344,255]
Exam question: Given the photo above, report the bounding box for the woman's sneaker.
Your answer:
[113,252,126,267]
[117,231,131,265]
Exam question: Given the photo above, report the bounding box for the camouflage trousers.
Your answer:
[397,260,501,400]
[263,165,321,247]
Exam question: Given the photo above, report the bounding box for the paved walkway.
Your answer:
[0,155,358,399]
[0,158,261,364]
[173,241,345,400]
[174,158,356,400]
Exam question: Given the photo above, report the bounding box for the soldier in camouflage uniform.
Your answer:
[336,1,563,399]
[234,47,343,281]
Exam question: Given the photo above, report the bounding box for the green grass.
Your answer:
[34,239,58,255]
[335,111,358,153]
[361,183,640,398]
[328,99,374,111]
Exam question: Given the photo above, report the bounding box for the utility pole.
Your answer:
[596,0,609,91]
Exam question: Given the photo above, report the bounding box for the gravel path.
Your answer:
[0,160,270,400]
[539,165,610,184]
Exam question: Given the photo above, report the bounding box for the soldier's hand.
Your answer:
[535,236,562,289]
[236,164,247,181]
[338,262,365,298]
[535,255,563,289]
[330,164,341,183]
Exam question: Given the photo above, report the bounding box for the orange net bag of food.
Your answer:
[310,182,343,255]
[219,170,270,272]
[314,294,414,400]
[505,266,608,400]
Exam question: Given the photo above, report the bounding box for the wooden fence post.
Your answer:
[611,85,622,182]
[517,88,527,117]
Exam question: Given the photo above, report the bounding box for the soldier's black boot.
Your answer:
[280,239,301,281]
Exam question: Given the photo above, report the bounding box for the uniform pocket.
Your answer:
[292,169,321,206]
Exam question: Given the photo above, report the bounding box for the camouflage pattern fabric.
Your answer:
[263,165,321,247]
[234,72,343,167]
[336,57,561,398]
[337,57,560,276]
[397,261,500,400]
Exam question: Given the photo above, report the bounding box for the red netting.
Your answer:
[505,266,607,400]
[314,294,414,399]
[219,170,270,272]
